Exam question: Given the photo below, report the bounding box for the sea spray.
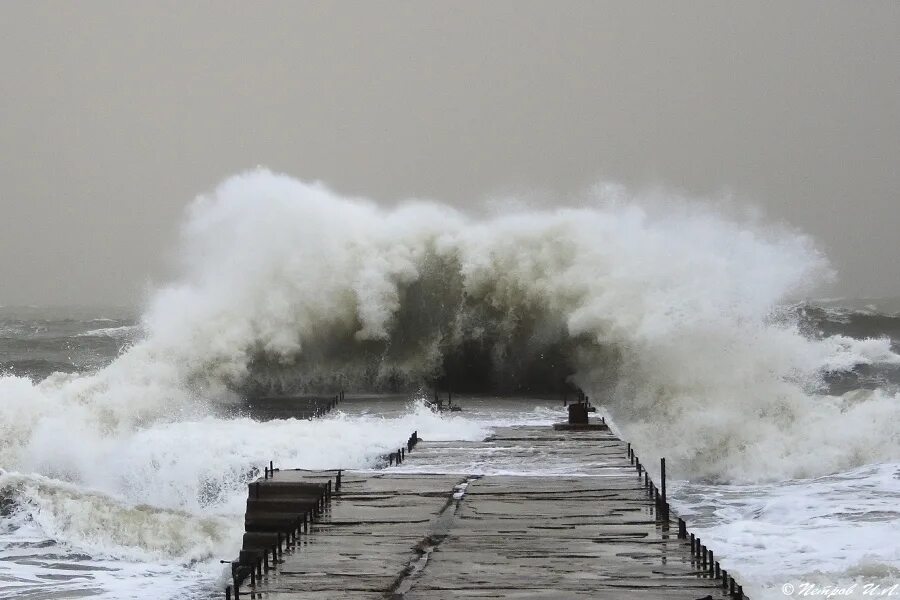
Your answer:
[2,168,898,489]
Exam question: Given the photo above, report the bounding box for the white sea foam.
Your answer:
[1,169,899,597]
[2,169,898,486]
[77,325,141,340]
[673,461,900,599]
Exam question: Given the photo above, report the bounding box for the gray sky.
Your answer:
[1,1,898,306]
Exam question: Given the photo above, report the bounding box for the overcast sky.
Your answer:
[1,1,898,306]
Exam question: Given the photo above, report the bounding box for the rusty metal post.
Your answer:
[709,550,715,575]
[336,469,342,492]
[225,585,232,600]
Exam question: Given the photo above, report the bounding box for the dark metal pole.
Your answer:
[660,458,666,506]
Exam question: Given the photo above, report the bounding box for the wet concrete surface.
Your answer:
[242,426,737,599]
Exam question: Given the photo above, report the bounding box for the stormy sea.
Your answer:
[1,171,898,599]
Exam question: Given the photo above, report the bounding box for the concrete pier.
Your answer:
[226,424,746,599]
[242,392,343,421]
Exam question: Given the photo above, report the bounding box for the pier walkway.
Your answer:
[230,425,742,599]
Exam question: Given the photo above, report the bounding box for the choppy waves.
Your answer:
[2,169,899,488]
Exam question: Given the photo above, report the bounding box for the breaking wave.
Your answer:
[2,168,899,497]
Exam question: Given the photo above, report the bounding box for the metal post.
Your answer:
[715,561,720,578]
[660,458,666,505]
[709,550,715,575]
[225,585,232,600]
[336,469,342,492]
[722,570,728,587]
